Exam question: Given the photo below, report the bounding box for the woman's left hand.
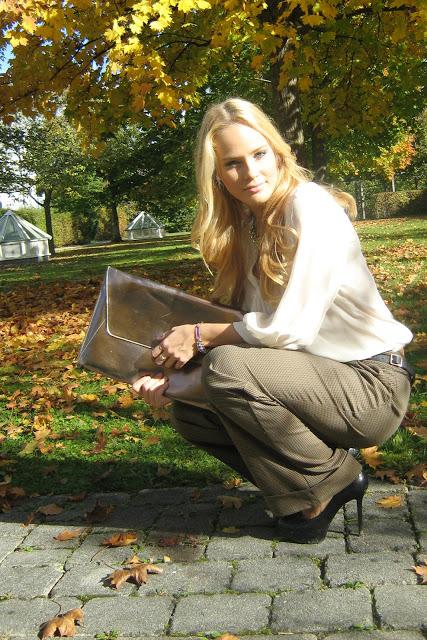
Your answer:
[152,324,196,369]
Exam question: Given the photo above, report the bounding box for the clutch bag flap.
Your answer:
[77,266,242,405]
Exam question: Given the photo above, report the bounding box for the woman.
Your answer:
[133,98,413,543]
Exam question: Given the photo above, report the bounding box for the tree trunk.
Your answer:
[311,124,328,181]
[391,175,396,192]
[43,189,55,256]
[110,200,122,242]
[270,45,306,166]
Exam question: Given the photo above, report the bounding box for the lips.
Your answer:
[245,182,265,194]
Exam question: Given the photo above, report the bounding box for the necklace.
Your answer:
[248,215,258,243]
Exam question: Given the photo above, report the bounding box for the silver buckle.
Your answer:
[390,353,403,367]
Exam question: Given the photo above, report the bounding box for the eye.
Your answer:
[225,159,239,168]
[254,149,267,159]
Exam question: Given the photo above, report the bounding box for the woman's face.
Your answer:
[214,123,279,215]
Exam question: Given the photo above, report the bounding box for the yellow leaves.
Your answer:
[299,75,312,92]
[105,19,126,42]
[301,14,325,26]
[360,446,383,469]
[376,495,404,509]
[178,0,211,11]
[157,88,181,110]
[40,608,84,638]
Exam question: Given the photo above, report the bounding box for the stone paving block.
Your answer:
[99,505,164,530]
[346,492,409,522]
[136,486,196,505]
[64,530,143,569]
[142,559,232,595]
[50,563,133,597]
[275,532,346,558]
[324,632,425,640]
[326,552,417,587]
[0,522,33,538]
[19,524,88,550]
[1,548,71,569]
[171,593,271,634]
[374,584,427,629]
[0,537,25,564]
[0,597,81,636]
[408,489,427,531]
[217,501,276,528]
[271,587,373,633]
[152,503,217,536]
[141,541,206,563]
[365,480,407,493]
[346,517,416,553]
[0,564,64,598]
[206,533,273,560]
[231,556,320,592]
[82,595,174,636]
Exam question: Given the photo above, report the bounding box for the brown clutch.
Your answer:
[77,266,242,408]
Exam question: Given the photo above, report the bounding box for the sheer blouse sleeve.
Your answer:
[233,182,356,349]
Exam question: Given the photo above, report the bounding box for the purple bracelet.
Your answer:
[194,323,208,354]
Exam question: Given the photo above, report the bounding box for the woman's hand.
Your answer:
[132,373,171,408]
[152,324,196,369]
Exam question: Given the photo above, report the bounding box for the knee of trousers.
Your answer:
[170,401,200,442]
[201,344,250,400]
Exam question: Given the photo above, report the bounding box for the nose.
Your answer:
[243,158,258,179]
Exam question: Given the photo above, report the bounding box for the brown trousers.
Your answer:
[171,345,411,516]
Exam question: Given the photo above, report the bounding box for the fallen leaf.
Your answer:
[101,531,138,547]
[107,563,163,589]
[360,446,383,468]
[37,503,64,516]
[218,495,243,510]
[218,635,241,640]
[40,607,84,638]
[411,559,427,584]
[157,535,181,547]
[143,435,161,446]
[405,463,427,486]
[125,553,144,565]
[221,526,241,534]
[376,495,404,509]
[406,424,427,440]
[374,468,402,484]
[85,501,114,523]
[157,466,172,476]
[54,529,84,541]
[163,555,172,563]
[223,477,242,489]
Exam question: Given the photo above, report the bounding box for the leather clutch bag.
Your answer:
[77,266,242,408]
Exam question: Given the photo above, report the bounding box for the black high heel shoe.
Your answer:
[276,471,368,544]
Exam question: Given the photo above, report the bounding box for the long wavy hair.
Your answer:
[192,98,356,308]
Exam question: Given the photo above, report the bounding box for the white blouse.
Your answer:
[233,182,413,362]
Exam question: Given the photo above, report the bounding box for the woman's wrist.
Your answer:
[194,322,208,354]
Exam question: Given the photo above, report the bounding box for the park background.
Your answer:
[0,1,426,498]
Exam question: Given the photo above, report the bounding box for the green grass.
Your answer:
[0,217,426,497]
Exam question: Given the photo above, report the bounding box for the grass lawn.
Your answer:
[0,218,426,500]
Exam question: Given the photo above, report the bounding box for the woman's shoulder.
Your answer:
[293,181,333,202]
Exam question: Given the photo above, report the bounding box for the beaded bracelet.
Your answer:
[194,322,208,354]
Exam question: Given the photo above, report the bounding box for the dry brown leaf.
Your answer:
[218,495,243,510]
[376,495,404,509]
[221,526,241,534]
[40,607,84,638]
[411,559,427,584]
[37,503,64,516]
[406,463,427,486]
[101,531,138,547]
[125,553,144,565]
[54,529,84,541]
[406,424,427,440]
[107,563,163,589]
[143,435,161,446]
[218,635,241,640]
[360,446,383,469]
[374,468,402,484]
[157,466,172,476]
[85,501,114,523]
[223,477,243,489]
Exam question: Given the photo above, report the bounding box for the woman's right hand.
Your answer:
[132,373,171,408]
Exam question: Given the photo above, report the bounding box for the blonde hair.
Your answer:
[192,98,356,307]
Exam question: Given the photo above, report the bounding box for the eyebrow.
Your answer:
[222,145,267,162]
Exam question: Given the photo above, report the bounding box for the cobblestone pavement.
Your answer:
[0,480,425,640]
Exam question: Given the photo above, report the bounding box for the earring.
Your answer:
[215,175,223,189]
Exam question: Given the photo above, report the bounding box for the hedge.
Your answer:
[372,190,427,219]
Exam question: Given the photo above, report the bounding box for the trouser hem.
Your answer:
[264,453,362,516]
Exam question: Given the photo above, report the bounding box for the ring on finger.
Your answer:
[157,354,167,363]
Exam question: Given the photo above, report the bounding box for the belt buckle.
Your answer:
[390,353,403,367]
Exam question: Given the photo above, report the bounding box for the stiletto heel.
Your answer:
[276,470,368,544]
[356,496,364,534]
